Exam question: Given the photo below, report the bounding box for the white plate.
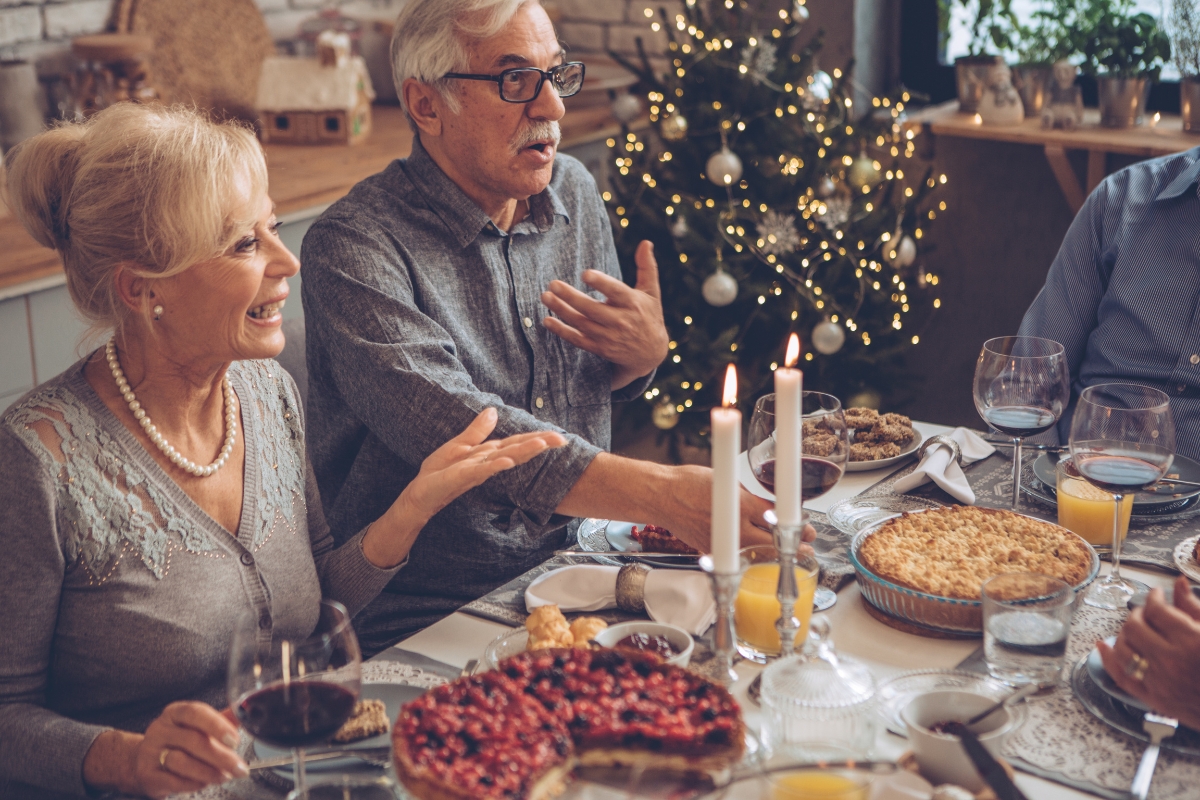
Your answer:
[1174,535,1200,584]
[844,429,923,472]
[604,520,648,552]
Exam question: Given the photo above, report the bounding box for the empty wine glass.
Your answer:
[1069,383,1174,610]
[229,600,362,798]
[973,336,1070,510]
[748,392,849,613]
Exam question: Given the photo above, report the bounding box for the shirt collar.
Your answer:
[404,136,570,247]
[1155,151,1200,201]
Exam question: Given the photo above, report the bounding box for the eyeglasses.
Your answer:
[443,62,586,104]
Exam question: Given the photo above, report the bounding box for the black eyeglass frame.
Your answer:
[442,62,586,103]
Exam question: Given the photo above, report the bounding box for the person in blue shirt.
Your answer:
[1018,148,1200,460]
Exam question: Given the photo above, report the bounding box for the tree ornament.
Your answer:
[611,93,642,124]
[847,389,882,410]
[814,175,836,198]
[792,0,810,23]
[756,210,800,256]
[705,147,743,186]
[670,213,689,238]
[886,234,917,268]
[652,397,680,429]
[818,193,851,229]
[847,152,880,189]
[811,319,846,355]
[702,269,739,306]
[660,110,688,141]
[802,70,832,110]
[740,40,778,83]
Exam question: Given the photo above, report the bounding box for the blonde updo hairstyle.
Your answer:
[2,103,267,339]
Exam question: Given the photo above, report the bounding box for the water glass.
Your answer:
[982,573,1074,686]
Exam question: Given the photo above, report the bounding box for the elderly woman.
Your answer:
[0,103,564,800]
[1099,575,1200,731]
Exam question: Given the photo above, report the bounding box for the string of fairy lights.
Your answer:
[603,0,949,432]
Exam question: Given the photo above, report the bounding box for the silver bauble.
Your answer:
[705,147,743,186]
[652,398,680,430]
[802,70,832,109]
[702,269,739,307]
[660,110,688,141]
[670,213,689,238]
[895,235,917,268]
[814,175,836,198]
[846,153,880,189]
[611,93,642,124]
[792,0,810,23]
[811,319,846,355]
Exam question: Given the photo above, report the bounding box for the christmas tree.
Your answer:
[605,0,948,449]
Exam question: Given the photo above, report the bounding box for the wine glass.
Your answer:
[748,391,849,613]
[973,336,1070,510]
[229,599,362,798]
[1069,383,1174,610]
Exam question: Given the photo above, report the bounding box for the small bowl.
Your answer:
[593,620,694,667]
[482,628,528,671]
[899,690,1020,792]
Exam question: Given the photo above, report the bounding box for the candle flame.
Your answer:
[721,364,738,407]
[784,333,800,368]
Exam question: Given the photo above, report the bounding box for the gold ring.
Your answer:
[158,748,171,769]
[1125,653,1150,681]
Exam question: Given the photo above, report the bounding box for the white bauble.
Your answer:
[814,175,836,198]
[706,147,743,186]
[792,0,810,23]
[670,213,689,238]
[652,398,680,429]
[702,269,738,306]
[802,70,832,109]
[611,93,642,123]
[811,319,846,354]
[894,235,917,267]
[661,110,688,141]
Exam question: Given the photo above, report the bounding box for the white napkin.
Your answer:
[892,427,995,504]
[525,565,716,635]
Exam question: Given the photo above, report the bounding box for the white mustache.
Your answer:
[512,120,561,152]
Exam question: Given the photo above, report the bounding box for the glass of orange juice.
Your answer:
[735,544,819,663]
[1056,455,1132,549]
[769,769,872,800]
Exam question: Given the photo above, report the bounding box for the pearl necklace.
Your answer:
[105,338,238,477]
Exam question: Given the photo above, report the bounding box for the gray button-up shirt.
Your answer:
[301,138,650,653]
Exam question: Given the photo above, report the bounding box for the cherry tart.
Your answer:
[393,648,745,800]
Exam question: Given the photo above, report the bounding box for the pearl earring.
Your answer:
[153,305,163,321]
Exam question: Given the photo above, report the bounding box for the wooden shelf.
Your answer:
[0,104,629,295]
[909,100,1200,212]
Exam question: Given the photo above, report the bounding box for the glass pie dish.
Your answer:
[848,516,1100,635]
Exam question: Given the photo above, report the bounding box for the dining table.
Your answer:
[215,421,1197,800]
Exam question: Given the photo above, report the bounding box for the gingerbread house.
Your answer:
[256,46,375,145]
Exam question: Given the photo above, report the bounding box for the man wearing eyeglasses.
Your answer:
[300,0,780,654]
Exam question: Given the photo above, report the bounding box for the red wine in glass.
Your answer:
[236,680,357,749]
[981,405,1058,438]
[752,457,844,500]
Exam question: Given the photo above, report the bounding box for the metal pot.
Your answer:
[1012,65,1053,115]
[1182,77,1200,133]
[1097,75,1150,128]
[955,55,1004,113]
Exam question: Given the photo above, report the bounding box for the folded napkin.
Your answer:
[892,427,995,504]
[525,565,715,635]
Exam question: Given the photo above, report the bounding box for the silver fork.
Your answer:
[1131,713,1178,800]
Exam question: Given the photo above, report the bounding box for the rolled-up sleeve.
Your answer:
[302,217,600,528]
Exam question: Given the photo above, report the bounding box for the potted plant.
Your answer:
[1169,0,1200,132]
[1078,0,1171,127]
[944,0,1018,112]
[1010,0,1077,115]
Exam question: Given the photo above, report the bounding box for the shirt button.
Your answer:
[258,613,271,630]
[535,397,544,409]
[240,552,255,566]
[1179,384,1188,392]
[523,317,533,328]
[1191,354,1199,365]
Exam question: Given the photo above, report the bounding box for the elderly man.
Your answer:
[1018,146,1200,460]
[302,0,778,653]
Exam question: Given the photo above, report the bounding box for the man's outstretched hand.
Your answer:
[541,240,668,390]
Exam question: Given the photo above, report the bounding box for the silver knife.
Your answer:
[251,744,392,771]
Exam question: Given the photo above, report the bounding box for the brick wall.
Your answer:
[552,0,680,57]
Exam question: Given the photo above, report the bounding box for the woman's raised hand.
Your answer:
[83,701,246,798]
[403,408,566,520]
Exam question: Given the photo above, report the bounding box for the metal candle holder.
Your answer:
[772,521,805,658]
[699,554,748,687]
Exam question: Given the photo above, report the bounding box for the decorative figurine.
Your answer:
[977,63,1024,126]
[1042,60,1084,130]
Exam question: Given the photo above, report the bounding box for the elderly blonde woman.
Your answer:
[0,103,564,800]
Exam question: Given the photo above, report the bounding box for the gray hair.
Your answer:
[391,0,536,127]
